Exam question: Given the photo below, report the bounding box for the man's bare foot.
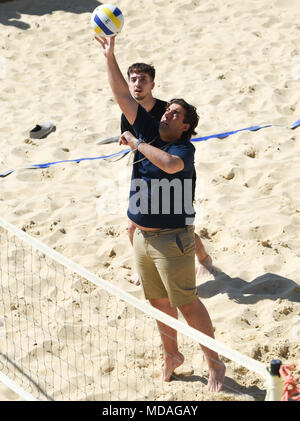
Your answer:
[130,273,140,286]
[164,352,184,382]
[207,361,226,393]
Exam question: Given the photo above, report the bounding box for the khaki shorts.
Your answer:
[133,226,197,307]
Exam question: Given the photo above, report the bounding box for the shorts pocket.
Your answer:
[175,231,195,256]
[175,233,184,254]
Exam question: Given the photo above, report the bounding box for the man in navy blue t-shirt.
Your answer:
[122,63,214,285]
[127,101,196,228]
[96,35,225,393]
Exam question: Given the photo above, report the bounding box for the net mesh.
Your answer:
[0,222,265,401]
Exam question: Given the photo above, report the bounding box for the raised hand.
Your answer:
[94,35,116,58]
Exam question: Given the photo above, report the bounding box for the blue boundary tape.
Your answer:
[1,118,299,178]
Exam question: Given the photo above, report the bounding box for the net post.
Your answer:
[264,359,283,401]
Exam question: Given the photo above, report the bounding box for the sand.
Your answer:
[0,0,300,402]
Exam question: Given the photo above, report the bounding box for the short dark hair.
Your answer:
[166,98,199,141]
[127,63,156,81]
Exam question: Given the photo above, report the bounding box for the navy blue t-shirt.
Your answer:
[127,105,196,228]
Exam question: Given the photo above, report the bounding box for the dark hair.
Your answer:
[127,63,156,81]
[166,98,199,141]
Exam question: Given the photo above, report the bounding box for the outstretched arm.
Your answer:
[95,36,138,125]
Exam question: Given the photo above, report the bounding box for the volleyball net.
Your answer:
[0,217,285,401]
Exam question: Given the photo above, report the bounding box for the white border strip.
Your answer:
[0,372,38,401]
[0,217,267,378]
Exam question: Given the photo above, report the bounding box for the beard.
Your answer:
[158,123,172,141]
[132,91,147,101]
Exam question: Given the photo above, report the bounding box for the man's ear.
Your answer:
[151,81,155,90]
[182,123,190,132]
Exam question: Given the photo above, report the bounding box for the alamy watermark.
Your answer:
[291,316,300,340]
[291,55,300,81]
[128,178,194,216]
[96,177,206,224]
[0,56,6,79]
[0,316,6,338]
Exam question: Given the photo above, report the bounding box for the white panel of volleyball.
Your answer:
[0,217,273,401]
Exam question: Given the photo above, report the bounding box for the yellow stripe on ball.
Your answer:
[94,26,103,35]
[102,7,122,29]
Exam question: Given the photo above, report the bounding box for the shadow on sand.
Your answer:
[0,0,102,30]
[193,270,300,401]
[172,371,266,401]
[197,270,300,305]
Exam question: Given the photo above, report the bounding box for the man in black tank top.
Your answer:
[122,63,214,284]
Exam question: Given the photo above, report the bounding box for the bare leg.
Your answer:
[128,219,135,246]
[128,220,140,286]
[195,233,214,279]
[179,298,225,392]
[149,297,184,381]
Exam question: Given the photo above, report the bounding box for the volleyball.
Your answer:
[91,4,124,38]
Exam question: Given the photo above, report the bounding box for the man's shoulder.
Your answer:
[153,98,167,111]
[148,98,167,121]
[168,139,196,155]
[177,138,195,149]
[155,98,167,106]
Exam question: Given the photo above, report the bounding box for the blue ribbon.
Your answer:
[1,118,299,178]
[191,124,273,142]
[0,149,130,178]
[290,118,300,129]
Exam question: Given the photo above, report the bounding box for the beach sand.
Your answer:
[0,0,299,401]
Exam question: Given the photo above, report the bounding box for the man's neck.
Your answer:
[160,135,181,143]
[139,96,156,112]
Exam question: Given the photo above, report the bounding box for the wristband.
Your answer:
[135,138,145,150]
